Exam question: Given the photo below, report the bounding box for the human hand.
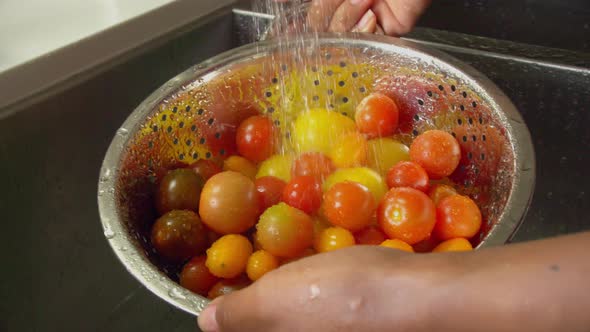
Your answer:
[306,0,431,35]
[197,232,590,332]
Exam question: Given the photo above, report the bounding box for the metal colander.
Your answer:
[98,34,535,315]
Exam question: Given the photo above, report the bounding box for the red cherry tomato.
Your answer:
[355,93,399,138]
[377,187,436,245]
[410,130,460,179]
[386,161,430,192]
[282,176,322,214]
[180,255,219,296]
[190,159,222,181]
[292,152,335,181]
[355,226,387,245]
[255,176,287,212]
[323,181,375,232]
[236,115,276,163]
[434,195,482,240]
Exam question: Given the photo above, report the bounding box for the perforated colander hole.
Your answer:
[342,97,349,103]
[161,114,167,121]
[339,61,346,67]
[327,89,334,95]
[314,80,320,86]
[186,139,192,146]
[462,91,468,98]
[220,149,226,155]
[192,152,198,159]
[191,124,197,132]
[427,91,433,97]
[472,135,477,142]
[417,99,424,106]
[152,125,158,132]
[451,85,456,92]
[311,66,318,72]
[479,117,483,124]
[472,101,477,108]
[462,135,467,142]
[438,85,444,91]
[352,72,359,78]
[341,112,348,116]
[272,77,278,84]
[207,118,214,126]
[173,138,178,145]
[451,132,456,138]
[359,87,366,93]
[460,105,465,111]
[482,134,487,141]
[457,118,463,125]
[179,122,184,128]
[268,107,275,113]
[274,120,281,125]
[325,53,332,60]
[327,70,334,76]
[481,153,486,160]
[338,81,345,87]
[413,114,420,121]
[312,96,319,101]
[468,118,473,125]
[200,138,206,144]
[468,152,473,160]
[185,106,191,112]
[281,64,288,71]
[179,153,185,160]
[412,129,419,136]
[206,152,212,159]
[265,91,272,98]
[215,132,221,139]
[173,107,178,113]
[148,141,153,148]
[198,109,204,115]
[167,126,172,133]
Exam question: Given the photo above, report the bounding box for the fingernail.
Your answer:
[353,10,375,32]
[198,303,219,332]
[350,0,366,5]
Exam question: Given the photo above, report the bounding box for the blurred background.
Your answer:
[0,0,588,331]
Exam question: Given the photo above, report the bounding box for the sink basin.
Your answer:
[1,1,588,331]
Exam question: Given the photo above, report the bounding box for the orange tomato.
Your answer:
[386,161,430,192]
[323,181,375,232]
[315,227,355,253]
[434,195,482,240]
[223,156,258,180]
[428,184,457,206]
[410,130,460,179]
[432,238,473,252]
[292,152,335,181]
[246,250,280,281]
[380,239,414,252]
[256,203,314,258]
[355,93,399,138]
[206,234,253,278]
[377,187,436,245]
[208,276,250,300]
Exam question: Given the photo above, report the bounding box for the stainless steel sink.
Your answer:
[1,1,589,331]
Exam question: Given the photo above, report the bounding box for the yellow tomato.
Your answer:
[323,167,387,202]
[330,131,368,168]
[256,154,293,182]
[380,239,414,252]
[367,138,410,176]
[206,234,253,278]
[315,227,355,253]
[292,108,356,154]
[432,238,473,252]
[246,250,280,281]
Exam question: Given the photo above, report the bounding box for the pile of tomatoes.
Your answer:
[150,93,482,299]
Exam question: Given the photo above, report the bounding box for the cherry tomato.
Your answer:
[386,161,430,192]
[367,138,410,177]
[156,168,204,215]
[432,238,473,252]
[206,234,253,278]
[256,203,314,258]
[257,154,293,182]
[180,255,219,296]
[292,108,356,154]
[380,239,414,252]
[208,276,250,299]
[355,226,387,245]
[355,93,399,138]
[223,156,258,180]
[323,182,375,232]
[315,227,355,253]
[324,167,387,202]
[151,210,208,262]
[412,236,440,253]
[329,132,368,168]
[377,187,436,245]
[236,115,276,162]
[312,216,331,251]
[434,195,482,240]
[255,176,287,212]
[199,171,259,234]
[410,130,461,179]
[428,184,457,206]
[282,176,322,214]
[189,159,222,181]
[292,152,335,180]
[246,250,279,281]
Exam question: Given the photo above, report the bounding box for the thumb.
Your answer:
[197,287,269,332]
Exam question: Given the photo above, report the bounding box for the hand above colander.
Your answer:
[275,0,431,35]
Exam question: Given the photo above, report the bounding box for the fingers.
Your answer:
[351,9,378,33]
[307,0,347,32]
[328,0,375,33]
[372,0,431,36]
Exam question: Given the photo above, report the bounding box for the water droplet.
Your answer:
[120,246,128,252]
[108,188,115,194]
[169,287,187,300]
[100,169,112,182]
[104,226,116,239]
[309,284,320,300]
[97,189,105,196]
[116,127,129,136]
